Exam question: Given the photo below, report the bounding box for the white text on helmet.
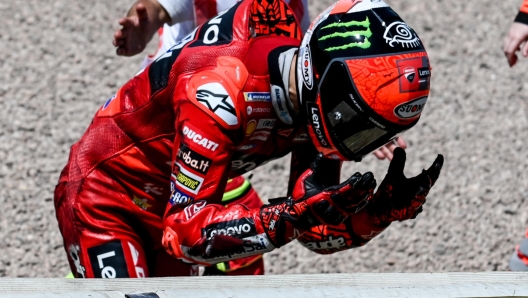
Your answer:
[310,106,329,147]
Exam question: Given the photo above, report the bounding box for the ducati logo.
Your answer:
[404,67,415,83]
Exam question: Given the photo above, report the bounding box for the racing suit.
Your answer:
[55,0,389,278]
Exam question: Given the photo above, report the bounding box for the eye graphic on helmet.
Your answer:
[383,21,421,48]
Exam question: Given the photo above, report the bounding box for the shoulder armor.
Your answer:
[187,56,248,130]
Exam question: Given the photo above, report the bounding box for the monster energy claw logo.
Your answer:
[318,17,372,52]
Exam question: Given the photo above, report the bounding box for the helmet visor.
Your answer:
[318,60,411,160]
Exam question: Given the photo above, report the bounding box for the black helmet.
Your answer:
[297,0,431,161]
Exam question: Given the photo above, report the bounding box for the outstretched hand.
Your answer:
[113,3,152,57]
[503,22,528,67]
[367,147,444,224]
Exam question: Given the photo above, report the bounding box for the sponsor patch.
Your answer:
[202,218,257,239]
[418,67,431,79]
[246,120,257,136]
[184,200,208,220]
[182,125,219,151]
[307,103,330,147]
[394,96,427,119]
[196,82,238,126]
[300,236,346,251]
[247,106,271,116]
[177,143,211,175]
[88,241,129,278]
[244,92,272,102]
[182,234,274,263]
[250,131,270,141]
[173,163,204,195]
[169,179,194,206]
[383,21,421,48]
[270,85,293,124]
[256,119,276,130]
[318,17,372,51]
[132,196,152,210]
[404,67,415,83]
[301,45,314,90]
[397,57,431,93]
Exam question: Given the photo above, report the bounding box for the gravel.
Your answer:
[0,0,527,277]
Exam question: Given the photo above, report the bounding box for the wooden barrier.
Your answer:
[1,272,528,297]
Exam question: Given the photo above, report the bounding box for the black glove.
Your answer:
[367,147,444,224]
[290,153,377,226]
[260,153,377,247]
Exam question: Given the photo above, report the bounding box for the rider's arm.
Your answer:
[161,116,304,265]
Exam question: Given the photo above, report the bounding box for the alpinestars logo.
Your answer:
[318,17,372,51]
[196,83,238,126]
[383,21,421,48]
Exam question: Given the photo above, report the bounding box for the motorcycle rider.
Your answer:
[111,0,407,159]
[55,0,443,278]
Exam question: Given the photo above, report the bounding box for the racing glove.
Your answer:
[367,147,444,225]
[261,153,376,247]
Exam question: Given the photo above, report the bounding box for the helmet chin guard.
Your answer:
[297,0,431,161]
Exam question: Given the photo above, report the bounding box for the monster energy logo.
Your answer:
[318,17,372,51]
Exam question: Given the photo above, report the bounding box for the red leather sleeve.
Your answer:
[162,90,279,265]
[296,208,390,254]
[163,201,275,265]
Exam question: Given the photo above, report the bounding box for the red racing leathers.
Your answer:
[55,0,390,277]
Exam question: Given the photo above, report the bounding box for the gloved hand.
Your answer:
[291,153,377,226]
[367,147,444,225]
[260,153,376,247]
